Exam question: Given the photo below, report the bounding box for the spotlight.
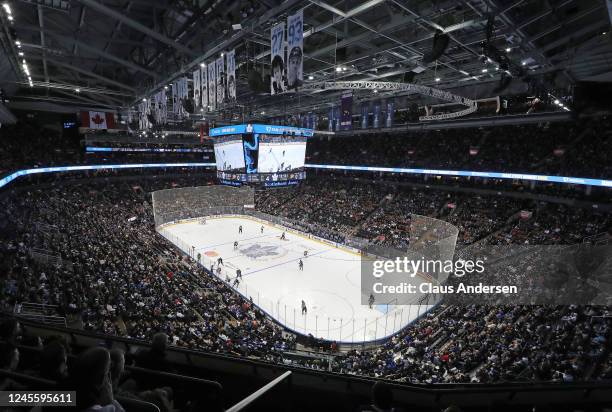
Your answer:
[7,15,12,21]
[2,3,11,14]
[221,52,224,57]
[373,89,378,93]
[335,67,342,72]
[308,75,314,80]
[522,61,527,66]
[505,47,511,52]
[200,63,206,67]
[435,77,440,82]
[482,69,488,73]
[75,88,80,93]
[15,40,20,46]
[164,86,168,90]
[142,98,147,102]
[554,99,559,105]
[18,52,23,56]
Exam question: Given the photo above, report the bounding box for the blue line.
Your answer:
[195,233,275,251]
[243,248,329,276]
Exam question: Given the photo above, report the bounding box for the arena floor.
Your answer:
[159,216,430,342]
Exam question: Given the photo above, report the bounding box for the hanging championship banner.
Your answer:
[270,22,286,95]
[373,101,381,128]
[340,92,353,130]
[179,77,189,118]
[160,89,167,124]
[287,10,303,90]
[201,65,208,110]
[328,107,334,131]
[171,82,178,114]
[334,106,340,131]
[193,69,200,108]
[226,49,236,102]
[385,99,394,128]
[361,102,369,129]
[216,56,225,106]
[208,62,216,111]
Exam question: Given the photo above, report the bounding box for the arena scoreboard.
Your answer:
[210,123,312,187]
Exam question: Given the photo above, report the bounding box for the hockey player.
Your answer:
[369,293,375,309]
[233,241,238,250]
[301,300,307,315]
[238,225,243,234]
[298,259,303,271]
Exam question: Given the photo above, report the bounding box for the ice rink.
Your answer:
[159,216,431,342]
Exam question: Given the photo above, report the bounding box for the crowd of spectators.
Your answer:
[306,117,611,179]
[0,172,609,387]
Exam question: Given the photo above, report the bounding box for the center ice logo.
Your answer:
[240,244,282,259]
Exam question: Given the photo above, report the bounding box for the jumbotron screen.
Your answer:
[213,135,246,171]
[258,135,307,173]
[210,123,313,186]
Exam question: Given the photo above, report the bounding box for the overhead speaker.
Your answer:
[248,70,264,92]
[422,30,450,63]
[403,71,415,83]
[181,98,194,114]
[493,72,513,93]
[146,112,157,126]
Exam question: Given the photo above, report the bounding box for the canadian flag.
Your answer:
[81,111,116,129]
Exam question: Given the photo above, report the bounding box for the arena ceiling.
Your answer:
[1,0,611,117]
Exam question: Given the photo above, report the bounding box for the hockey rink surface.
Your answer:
[160,216,430,343]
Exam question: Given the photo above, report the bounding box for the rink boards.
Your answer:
[158,215,432,343]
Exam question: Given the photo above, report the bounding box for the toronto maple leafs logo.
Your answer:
[240,244,282,259]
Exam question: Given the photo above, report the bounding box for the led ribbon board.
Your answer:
[299,81,478,121]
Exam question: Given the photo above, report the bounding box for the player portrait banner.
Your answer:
[270,22,286,95]
[328,107,334,131]
[208,62,216,111]
[286,10,303,90]
[193,69,200,108]
[201,65,208,110]
[216,56,225,106]
[385,99,395,128]
[361,102,369,129]
[226,49,236,103]
[340,92,353,130]
[373,101,381,128]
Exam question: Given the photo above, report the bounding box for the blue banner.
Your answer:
[386,99,394,128]
[334,106,340,131]
[340,92,353,130]
[373,101,381,128]
[361,102,369,129]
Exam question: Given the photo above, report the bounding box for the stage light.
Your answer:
[164,86,168,90]
[7,15,13,21]
[505,47,511,52]
[75,88,80,93]
[15,40,20,46]
[554,99,559,105]
[373,89,378,93]
[522,61,527,66]
[142,98,147,102]
[308,75,314,80]
[435,77,440,82]
[18,52,23,56]
[2,3,10,14]
[335,67,342,72]
[221,52,224,57]
[200,63,205,67]
[482,68,488,73]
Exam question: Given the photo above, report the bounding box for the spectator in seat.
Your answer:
[359,381,402,412]
[136,332,174,373]
[39,340,68,382]
[0,318,20,343]
[73,347,124,412]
